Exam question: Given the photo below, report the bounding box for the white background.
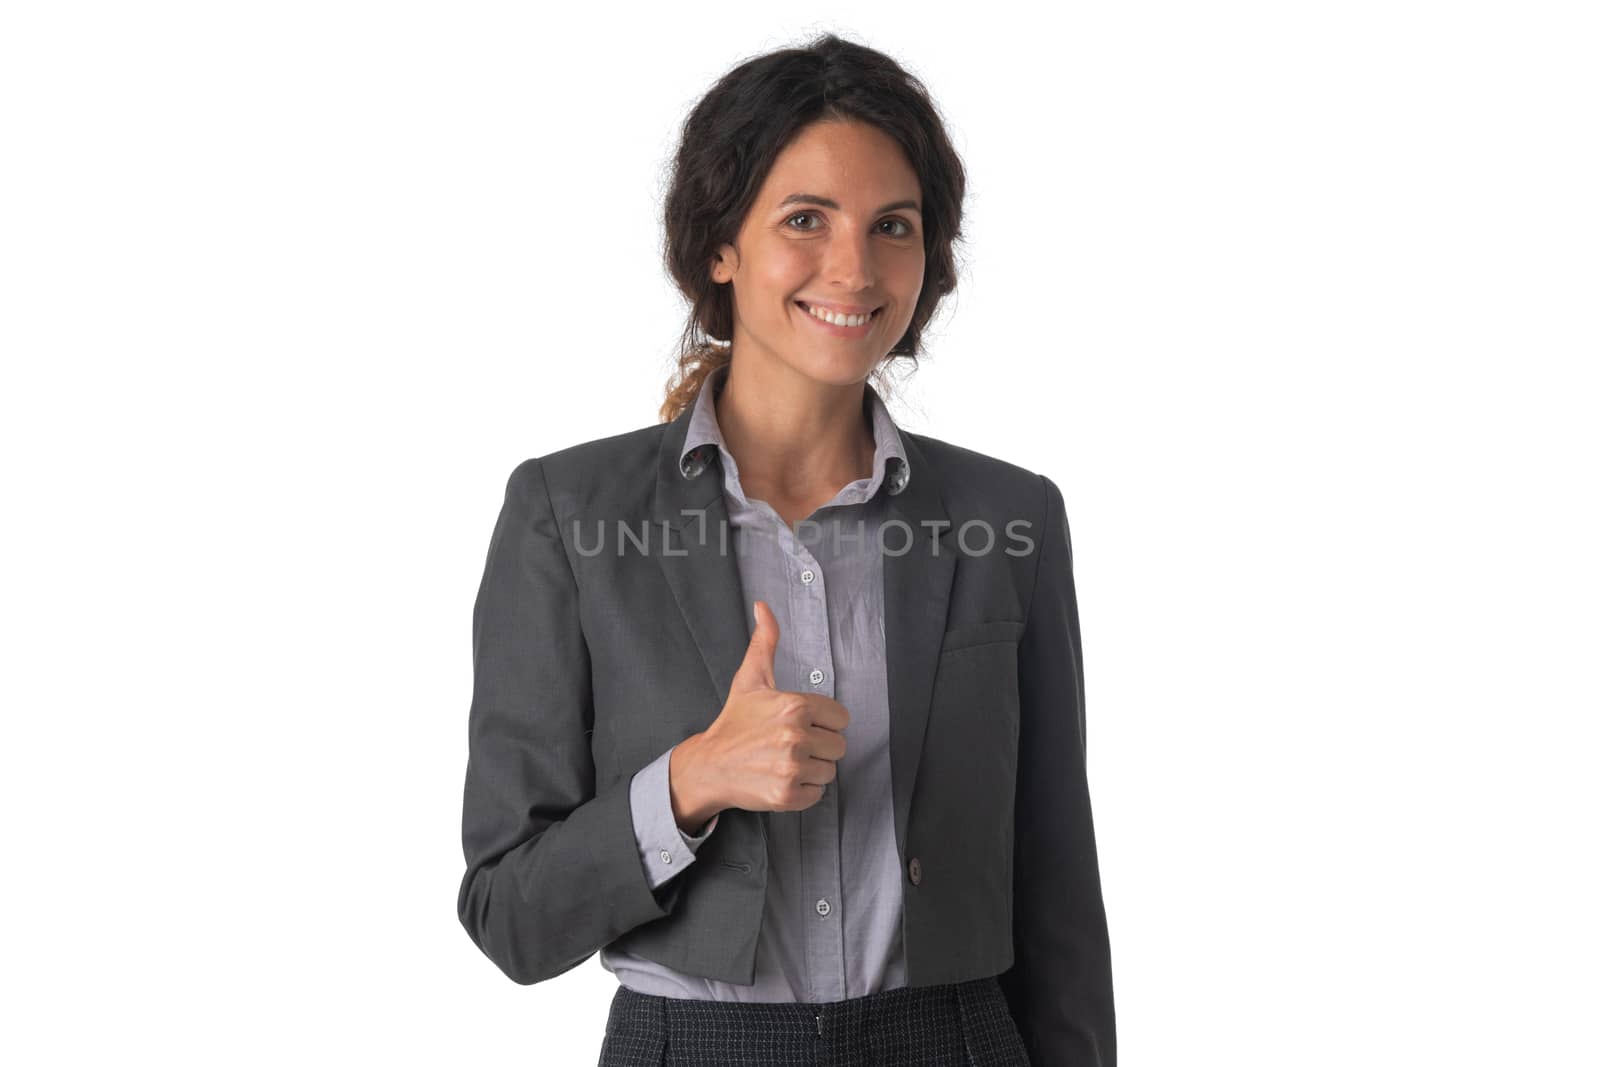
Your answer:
[3,3,1596,1064]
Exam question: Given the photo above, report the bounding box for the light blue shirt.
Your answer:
[599,361,913,1002]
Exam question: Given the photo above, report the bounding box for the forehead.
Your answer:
[757,120,919,206]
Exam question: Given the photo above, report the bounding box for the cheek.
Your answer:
[896,254,926,298]
[755,243,814,292]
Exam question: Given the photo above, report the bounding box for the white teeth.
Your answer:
[803,302,873,328]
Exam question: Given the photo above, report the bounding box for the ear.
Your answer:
[710,244,738,284]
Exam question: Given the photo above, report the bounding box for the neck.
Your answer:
[714,356,876,499]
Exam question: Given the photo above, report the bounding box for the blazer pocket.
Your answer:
[940,618,1026,654]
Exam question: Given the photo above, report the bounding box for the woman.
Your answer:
[456,33,1116,1066]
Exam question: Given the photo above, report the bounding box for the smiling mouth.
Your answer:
[795,301,882,326]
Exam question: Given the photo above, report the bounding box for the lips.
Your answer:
[795,301,881,320]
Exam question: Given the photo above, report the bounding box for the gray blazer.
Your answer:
[457,400,1117,1066]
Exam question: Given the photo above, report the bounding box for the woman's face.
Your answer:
[712,119,926,388]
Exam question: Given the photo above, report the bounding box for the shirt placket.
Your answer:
[777,516,846,1004]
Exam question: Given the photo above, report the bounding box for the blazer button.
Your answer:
[907,856,922,886]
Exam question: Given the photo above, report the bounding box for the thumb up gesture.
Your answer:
[679,600,851,817]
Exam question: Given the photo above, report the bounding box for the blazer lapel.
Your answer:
[880,431,958,863]
[651,402,752,714]
[650,402,958,865]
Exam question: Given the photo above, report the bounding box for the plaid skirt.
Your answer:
[598,974,1031,1066]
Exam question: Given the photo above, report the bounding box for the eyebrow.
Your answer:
[776,193,922,215]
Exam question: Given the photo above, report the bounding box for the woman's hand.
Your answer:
[673,599,850,821]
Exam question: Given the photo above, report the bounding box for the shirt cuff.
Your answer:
[629,746,720,891]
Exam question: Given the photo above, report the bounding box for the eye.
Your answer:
[783,212,917,236]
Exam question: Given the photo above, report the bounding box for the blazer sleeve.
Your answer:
[456,457,687,985]
[997,474,1118,1065]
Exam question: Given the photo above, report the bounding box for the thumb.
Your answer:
[730,599,779,693]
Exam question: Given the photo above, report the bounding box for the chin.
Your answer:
[789,353,882,388]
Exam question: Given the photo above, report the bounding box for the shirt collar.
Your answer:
[677,361,910,499]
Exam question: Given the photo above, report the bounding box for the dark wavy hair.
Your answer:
[658,32,968,423]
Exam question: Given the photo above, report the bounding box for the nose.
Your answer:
[820,229,875,292]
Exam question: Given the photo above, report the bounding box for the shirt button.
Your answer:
[815,898,831,917]
[659,849,672,864]
[809,668,825,686]
[887,457,909,494]
[907,856,922,886]
[800,568,815,584]
[679,445,712,479]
